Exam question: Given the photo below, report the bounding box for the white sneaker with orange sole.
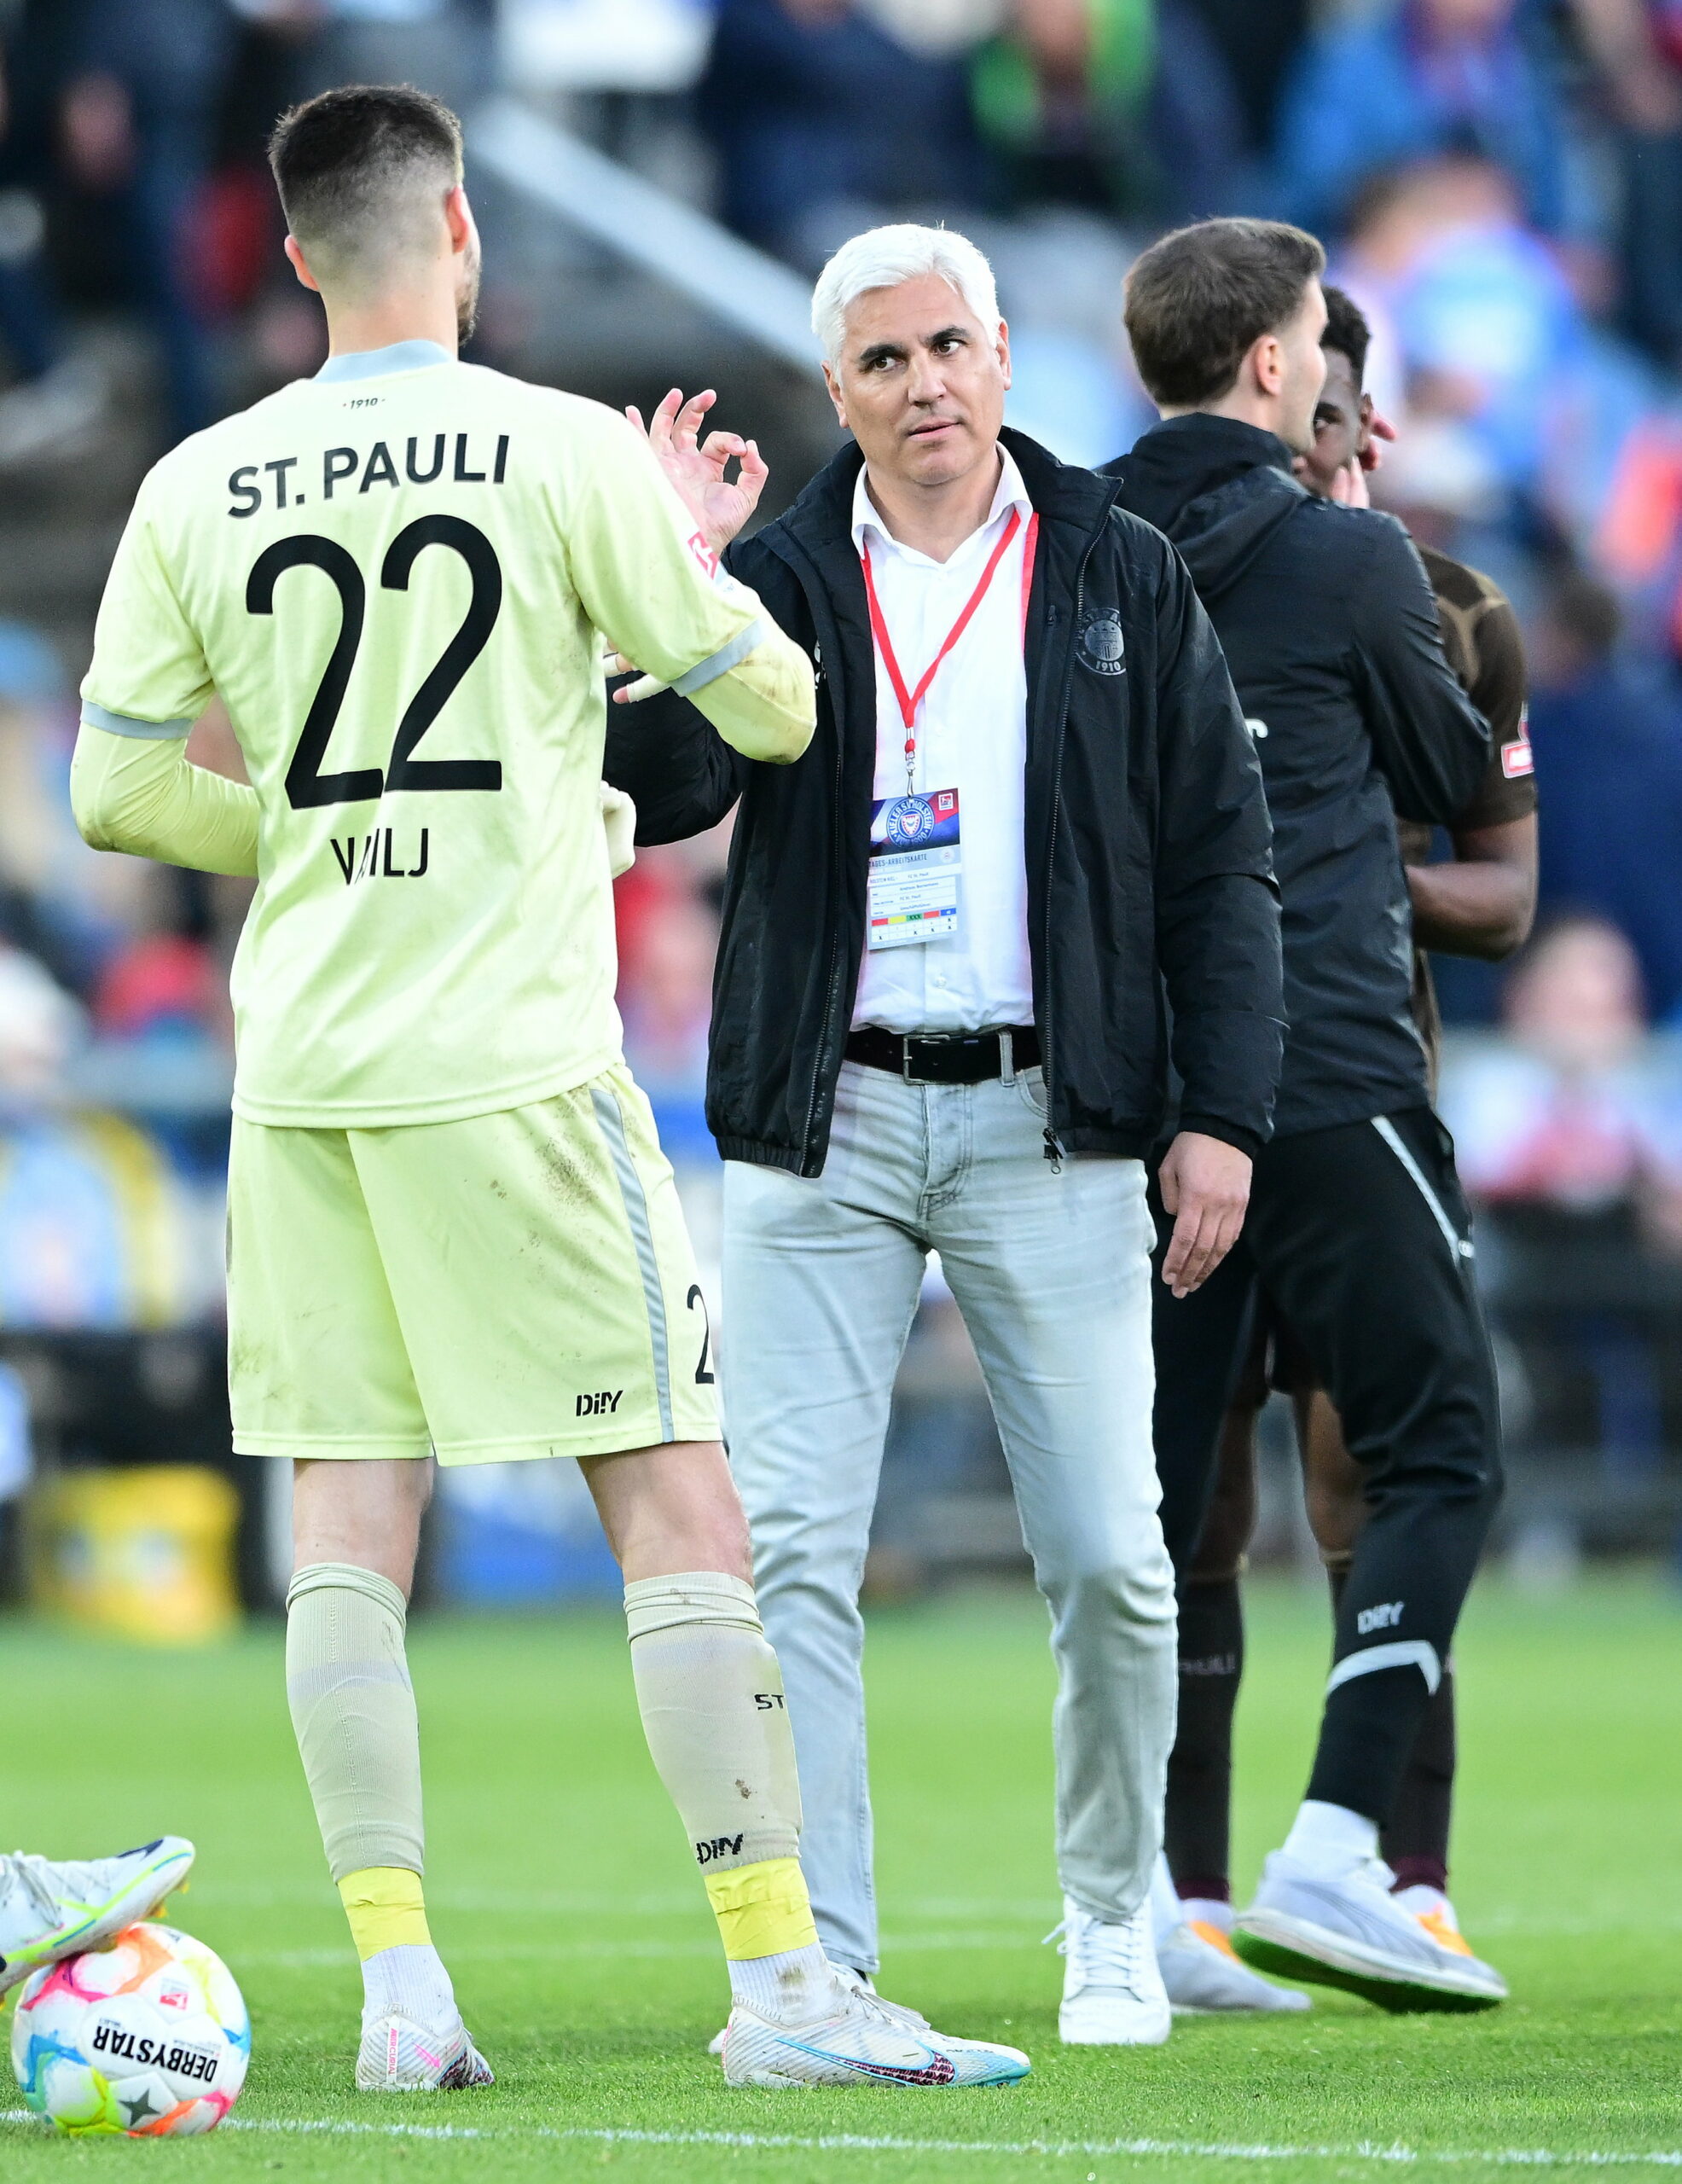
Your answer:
[1159,1897,1311,2013]
[1233,1852,1507,2012]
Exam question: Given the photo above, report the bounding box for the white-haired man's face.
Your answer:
[824,273,1010,494]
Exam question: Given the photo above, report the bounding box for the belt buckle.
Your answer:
[901,1036,915,1083]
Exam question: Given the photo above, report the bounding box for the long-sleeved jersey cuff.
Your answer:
[690,627,815,764]
[670,619,765,695]
[72,722,260,878]
[80,700,197,740]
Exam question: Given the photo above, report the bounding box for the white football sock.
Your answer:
[726,1940,835,2023]
[361,1941,457,2028]
[1282,1798,1379,1875]
[285,1563,424,1879]
[623,1572,803,1873]
[1149,1853,1183,1944]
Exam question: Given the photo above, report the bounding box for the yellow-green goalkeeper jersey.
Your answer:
[81,340,799,1129]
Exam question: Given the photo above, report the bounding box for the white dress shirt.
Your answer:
[850,449,1035,1036]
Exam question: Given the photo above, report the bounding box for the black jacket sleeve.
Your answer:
[602,682,747,845]
[1151,541,1285,1157]
[600,539,761,844]
[1351,515,1493,826]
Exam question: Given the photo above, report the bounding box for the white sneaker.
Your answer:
[1158,1914,1312,2013]
[0,1838,194,1995]
[1049,1896,1171,2046]
[355,2007,496,2092]
[1233,1851,1507,2013]
[721,1970,1030,2088]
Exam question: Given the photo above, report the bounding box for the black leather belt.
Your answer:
[844,1025,1041,1084]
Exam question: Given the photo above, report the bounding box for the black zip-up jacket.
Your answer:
[605,427,1284,1177]
[1104,415,1492,1139]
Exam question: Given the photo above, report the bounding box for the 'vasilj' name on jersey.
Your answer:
[81,346,771,1132]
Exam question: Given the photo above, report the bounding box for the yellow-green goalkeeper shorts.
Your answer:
[226,1061,719,1464]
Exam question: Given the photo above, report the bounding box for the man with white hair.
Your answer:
[606,223,1285,2045]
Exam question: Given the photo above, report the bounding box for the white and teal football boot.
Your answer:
[721,1969,1030,2088]
[0,1838,196,1996]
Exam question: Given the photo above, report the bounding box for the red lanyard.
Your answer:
[861,506,1039,793]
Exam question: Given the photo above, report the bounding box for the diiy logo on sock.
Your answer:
[696,1835,745,1865]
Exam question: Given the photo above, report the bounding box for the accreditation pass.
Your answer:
[867,788,961,950]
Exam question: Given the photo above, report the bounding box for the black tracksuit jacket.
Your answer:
[1103,416,1492,1138]
[604,428,1285,1178]
[1111,421,1503,1821]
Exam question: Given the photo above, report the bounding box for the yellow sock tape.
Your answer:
[704,1856,819,1961]
[338,1867,431,1960]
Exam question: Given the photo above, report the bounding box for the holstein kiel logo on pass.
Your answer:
[884,793,938,848]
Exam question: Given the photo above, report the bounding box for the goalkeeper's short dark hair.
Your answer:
[269,84,462,282]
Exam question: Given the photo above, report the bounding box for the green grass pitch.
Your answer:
[2,1574,1679,2181]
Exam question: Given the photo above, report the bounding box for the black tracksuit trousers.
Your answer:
[1152,1106,1503,1827]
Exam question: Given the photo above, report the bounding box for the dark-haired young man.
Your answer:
[1106,218,1509,2013]
[69,84,1031,2098]
[1156,285,1537,1995]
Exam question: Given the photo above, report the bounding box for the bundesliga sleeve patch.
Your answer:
[1501,709,1534,779]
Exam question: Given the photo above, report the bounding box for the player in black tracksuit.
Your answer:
[1107,218,1506,2013]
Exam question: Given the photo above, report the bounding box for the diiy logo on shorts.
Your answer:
[576,1390,624,1417]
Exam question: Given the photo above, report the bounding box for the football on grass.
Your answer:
[10,1921,249,2136]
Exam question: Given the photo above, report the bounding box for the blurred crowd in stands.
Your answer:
[7,0,1682,1564]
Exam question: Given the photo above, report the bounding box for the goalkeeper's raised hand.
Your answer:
[628,387,768,559]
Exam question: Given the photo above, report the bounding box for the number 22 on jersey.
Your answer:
[246,514,504,810]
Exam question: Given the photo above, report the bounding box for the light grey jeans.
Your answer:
[722,1059,1176,1973]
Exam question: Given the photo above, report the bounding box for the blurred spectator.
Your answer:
[1570,0,1682,365]
[972,0,1249,221]
[51,0,241,443]
[972,0,1157,213]
[1275,0,1566,238]
[284,0,496,118]
[0,3,107,467]
[618,887,716,1108]
[1180,0,1310,162]
[1441,916,1682,1468]
[697,0,989,263]
[1447,915,1680,1208]
[1525,570,1682,1017]
[0,944,198,1329]
[0,623,153,995]
[1340,155,1651,523]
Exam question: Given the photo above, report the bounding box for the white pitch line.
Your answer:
[241,1930,1037,1970]
[7,2111,1682,2168]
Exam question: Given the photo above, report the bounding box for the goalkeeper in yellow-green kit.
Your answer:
[72,83,1030,2094]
